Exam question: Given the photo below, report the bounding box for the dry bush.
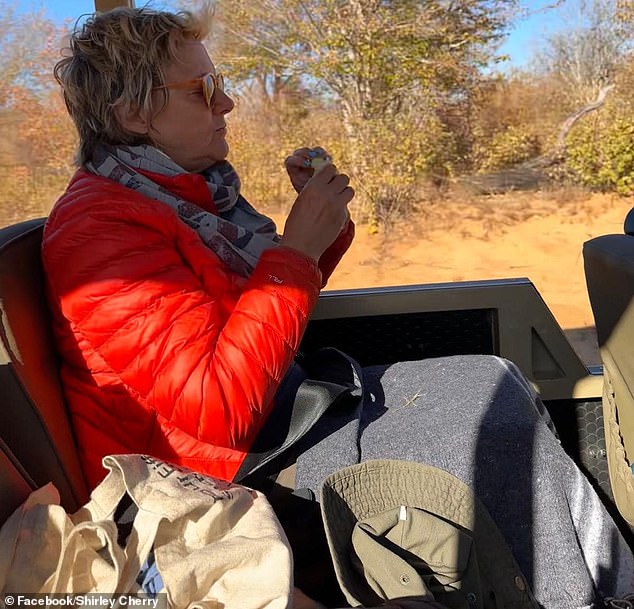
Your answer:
[0,166,66,228]
[0,91,77,228]
[226,97,346,218]
[227,87,461,235]
[0,7,76,227]
[615,57,634,110]
[225,98,288,211]
[472,74,575,170]
[540,183,595,207]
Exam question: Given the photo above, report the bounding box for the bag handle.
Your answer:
[71,458,164,593]
[51,520,126,593]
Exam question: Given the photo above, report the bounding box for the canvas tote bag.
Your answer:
[0,454,293,609]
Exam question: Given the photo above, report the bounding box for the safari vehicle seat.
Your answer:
[0,218,88,513]
[0,436,36,524]
[584,207,634,526]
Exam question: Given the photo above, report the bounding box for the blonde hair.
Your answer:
[54,5,212,165]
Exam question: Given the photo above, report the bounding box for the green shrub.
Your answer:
[565,112,634,195]
[475,125,542,172]
[341,112,460,231]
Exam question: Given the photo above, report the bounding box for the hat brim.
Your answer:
[320,460,534,608]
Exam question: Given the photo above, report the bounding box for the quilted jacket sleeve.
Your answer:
[44,194,322,451]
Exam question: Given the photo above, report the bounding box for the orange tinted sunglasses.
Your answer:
[153,72,224,108]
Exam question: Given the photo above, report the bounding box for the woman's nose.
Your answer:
[213,89,234,115]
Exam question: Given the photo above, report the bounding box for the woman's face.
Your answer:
[149,41,234,173]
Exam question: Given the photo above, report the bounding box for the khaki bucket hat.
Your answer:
[320,460,539,609]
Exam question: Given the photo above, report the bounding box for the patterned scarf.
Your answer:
[86,144,279,277]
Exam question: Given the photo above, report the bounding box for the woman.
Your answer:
[45,5,354,488]
[43,5,634,608]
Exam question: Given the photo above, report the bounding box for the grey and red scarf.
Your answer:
[87,144,279,277]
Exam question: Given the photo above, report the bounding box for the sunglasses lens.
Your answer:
[202,73,224,107]
[203,74,215,107]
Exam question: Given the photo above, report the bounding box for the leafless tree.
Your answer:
[537,0,632,102]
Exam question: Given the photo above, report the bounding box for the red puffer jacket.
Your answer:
[42,169,354,489]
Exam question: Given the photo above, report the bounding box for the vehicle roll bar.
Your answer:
[94,0,134,11]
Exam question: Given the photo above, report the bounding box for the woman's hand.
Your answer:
[284,147,331,193]
[280,162,354,262]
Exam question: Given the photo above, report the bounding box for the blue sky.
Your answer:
[498,1,574,69]
[16,0,175,23]
[17,0,575,69]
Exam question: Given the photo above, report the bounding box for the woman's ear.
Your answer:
[114,102,149,136]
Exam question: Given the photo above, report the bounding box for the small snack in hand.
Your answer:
[310,151,332,172]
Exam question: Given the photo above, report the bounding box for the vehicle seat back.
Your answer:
[583,207,634,525]
[0,436,35,524]
[0,218,88,513]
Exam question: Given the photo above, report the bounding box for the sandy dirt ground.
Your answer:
[269,191,632,366]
